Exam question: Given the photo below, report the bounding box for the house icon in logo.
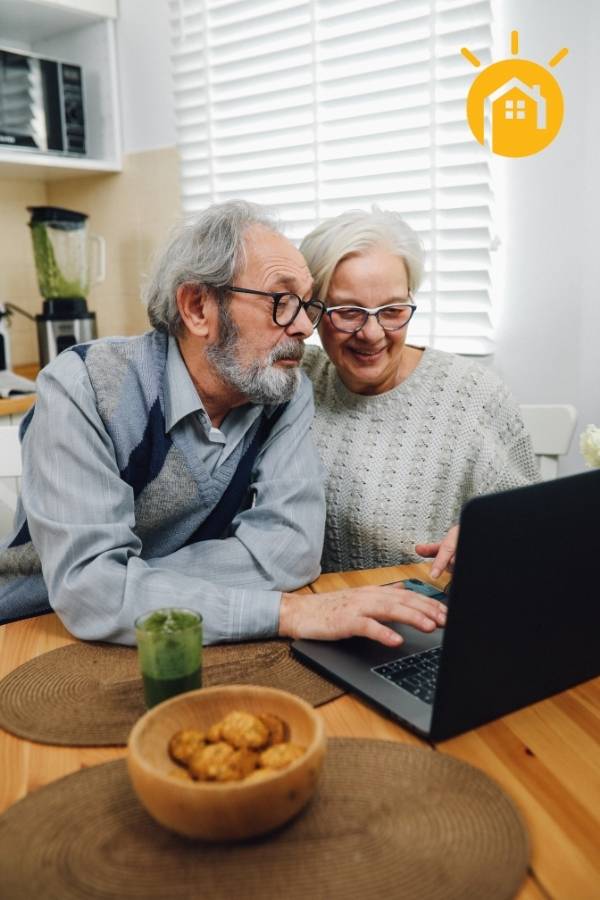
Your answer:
[463,31,568,157]
[485,78,547,152]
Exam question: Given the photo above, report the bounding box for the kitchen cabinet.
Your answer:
[0,0,122,179]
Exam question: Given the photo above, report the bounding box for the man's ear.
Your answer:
[176,283,215,337]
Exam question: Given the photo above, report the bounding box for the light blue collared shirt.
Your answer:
[19,337,325,645]
[164,336,265,472]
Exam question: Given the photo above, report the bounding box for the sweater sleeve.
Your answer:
[468,373,541,497]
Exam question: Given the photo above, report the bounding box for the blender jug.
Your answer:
[27,206,105,365]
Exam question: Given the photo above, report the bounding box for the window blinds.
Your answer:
[170,0,494,354]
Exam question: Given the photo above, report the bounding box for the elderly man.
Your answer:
[0,201,446,647]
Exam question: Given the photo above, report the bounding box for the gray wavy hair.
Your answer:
[144,200,280,335]
[299,206,425,299]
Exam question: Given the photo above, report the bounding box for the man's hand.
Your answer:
[278,584,447,647]
[415,524,459,579]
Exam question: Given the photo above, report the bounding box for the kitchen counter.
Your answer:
[0,364,38,419]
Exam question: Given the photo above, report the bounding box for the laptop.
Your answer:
[292,470,600,742]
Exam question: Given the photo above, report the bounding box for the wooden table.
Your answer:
[1,563,599,899]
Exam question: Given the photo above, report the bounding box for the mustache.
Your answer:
[268,340,305,364]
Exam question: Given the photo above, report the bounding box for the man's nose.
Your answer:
[285,305,314,339]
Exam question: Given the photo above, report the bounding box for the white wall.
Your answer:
[116,0,176,153]
[491,0,600,474]
[115,0,600,475]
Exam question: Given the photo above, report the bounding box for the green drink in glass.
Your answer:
[135,608,203,708]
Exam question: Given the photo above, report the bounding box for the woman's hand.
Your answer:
[278,584,447,647]
[415,524,459,579]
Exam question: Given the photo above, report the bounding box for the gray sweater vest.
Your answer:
[0,331,268,623]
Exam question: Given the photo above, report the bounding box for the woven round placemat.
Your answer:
[0,739,528,900]
[0,640,343,746]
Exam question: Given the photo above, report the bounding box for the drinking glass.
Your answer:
[135,608,203,708]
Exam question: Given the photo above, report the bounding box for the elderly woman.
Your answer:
[300,208,539,576]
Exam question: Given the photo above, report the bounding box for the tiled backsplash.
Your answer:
[0,147,182,366]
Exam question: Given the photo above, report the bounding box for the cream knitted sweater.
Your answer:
[302,345,540,573]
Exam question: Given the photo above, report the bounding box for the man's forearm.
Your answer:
[45,548,283,646]
[144,528,320,593]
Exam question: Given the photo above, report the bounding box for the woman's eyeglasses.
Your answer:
[325,300,417,334]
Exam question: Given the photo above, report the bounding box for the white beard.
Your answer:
[205,304,303,404]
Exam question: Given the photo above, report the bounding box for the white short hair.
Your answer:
[300,206,425,299]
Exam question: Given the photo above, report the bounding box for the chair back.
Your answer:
[519,404,577,480]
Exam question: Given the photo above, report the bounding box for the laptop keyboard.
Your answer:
[371,646,441,705]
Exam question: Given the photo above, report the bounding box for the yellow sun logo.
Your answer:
[462,31,569,157]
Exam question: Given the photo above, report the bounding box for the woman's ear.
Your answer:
[176,283,214,337]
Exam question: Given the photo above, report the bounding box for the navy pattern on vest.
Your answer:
[0,332,289,626]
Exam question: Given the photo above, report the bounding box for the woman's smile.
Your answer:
[346,344,388,363]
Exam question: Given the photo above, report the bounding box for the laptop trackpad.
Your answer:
[325,622,443,667]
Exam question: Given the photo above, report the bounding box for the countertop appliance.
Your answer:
[28,206,104,365]
[0,46,85,155]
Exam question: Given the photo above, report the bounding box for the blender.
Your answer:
[28,206,105,365]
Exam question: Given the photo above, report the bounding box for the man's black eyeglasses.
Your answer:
[224,285,325,329]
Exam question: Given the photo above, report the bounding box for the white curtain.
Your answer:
[170,0,494,354]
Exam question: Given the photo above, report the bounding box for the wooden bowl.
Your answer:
[127,684,327,841]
